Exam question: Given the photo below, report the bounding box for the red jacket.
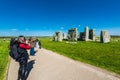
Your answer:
[19,43,30,49]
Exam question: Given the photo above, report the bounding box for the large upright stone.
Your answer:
[57,32,63,42]
[89,29,96,41]
[63,33,67,40]
[85,26,89,41]
[68,28,78,41]
[53,34,57,41]
[53,31,63,42]
[100,30,110,43]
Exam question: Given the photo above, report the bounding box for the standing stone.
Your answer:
[89,29,96,41]
[57,32,63,42]
[68,28,78,41]
[54,36,58,41]
[63,33,67,40]
[53,31,63,42]
[74,28,78,41]
[100,30,110,43]
[85,26,89,41]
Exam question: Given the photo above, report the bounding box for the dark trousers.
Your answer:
[18,60,27,80]
[30,48,35,55]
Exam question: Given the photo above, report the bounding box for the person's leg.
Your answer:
[39,44,41,49]
[33,48,35,55]
[18,64,21,80]
[30,47,36,55]
[39,45,41,49]
[30,48,34,55]
[18,60,27,80]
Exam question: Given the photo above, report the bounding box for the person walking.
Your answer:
[35,39,41,49]
[29,37,36,55]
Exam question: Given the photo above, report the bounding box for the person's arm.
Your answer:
[19,43,30,49]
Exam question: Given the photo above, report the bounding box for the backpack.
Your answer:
[9,38,20,61]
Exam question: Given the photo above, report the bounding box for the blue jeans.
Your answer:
[30,48,34,55]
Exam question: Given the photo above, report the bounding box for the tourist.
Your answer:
[35,39,41,49]
[17,35,30,80]
[29,37,36,55]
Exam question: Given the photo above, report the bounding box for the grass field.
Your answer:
[0,36,120,79]
[111,36,120,42]
[40,38,120,75]
[0,39,9,80]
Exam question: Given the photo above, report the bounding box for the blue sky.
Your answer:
[0,0,120,36]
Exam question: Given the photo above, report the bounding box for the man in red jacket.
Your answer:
[17,36,30,80]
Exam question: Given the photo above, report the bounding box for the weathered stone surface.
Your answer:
[53,31,63,42]
[85,26,89,41]
[68,28,78,41]
[79,27,96,41]
[63,33,67,40]
[100,30,110,43]
[58,32,63,41]
[53,26,97,42]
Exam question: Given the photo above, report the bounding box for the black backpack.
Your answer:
[9,38,20,61]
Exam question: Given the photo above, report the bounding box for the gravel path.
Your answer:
[7,48,120,80]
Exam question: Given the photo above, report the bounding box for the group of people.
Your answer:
[9,35,41,80]
[28,37,41,56]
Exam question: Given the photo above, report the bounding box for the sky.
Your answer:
[0,0,120,36]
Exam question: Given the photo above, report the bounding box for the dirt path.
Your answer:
[7,48,120,80]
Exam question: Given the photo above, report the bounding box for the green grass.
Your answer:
[0,40,9,80]
[40,38,120,75]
